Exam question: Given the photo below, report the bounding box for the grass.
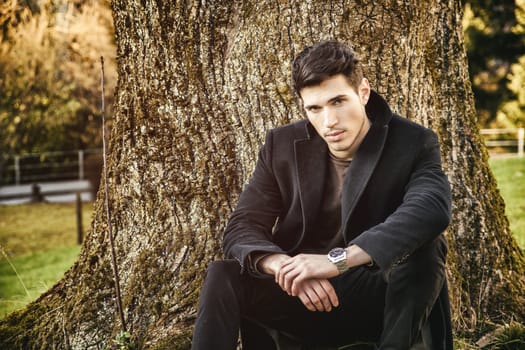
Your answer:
[0,202,93,257]
[0,245,81,318]
[0,202,93,319]
[489,156,525,249]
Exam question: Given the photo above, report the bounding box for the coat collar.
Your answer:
[292,90,393,247]
[365,90,393,127]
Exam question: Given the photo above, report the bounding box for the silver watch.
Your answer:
[327,247,349,274]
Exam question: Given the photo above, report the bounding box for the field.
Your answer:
[0,202,93,318]
[0,157,523,320]
[489,156,525,248]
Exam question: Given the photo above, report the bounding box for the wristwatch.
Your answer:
[327,247,349,274]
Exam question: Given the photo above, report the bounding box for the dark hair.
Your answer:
[292,40,363,95]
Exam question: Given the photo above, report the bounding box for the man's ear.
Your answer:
[298,95,306,111]
[358,78,370,105]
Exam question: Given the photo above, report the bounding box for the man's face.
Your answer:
[300,74,371,160]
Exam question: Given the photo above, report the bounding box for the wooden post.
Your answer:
[14,155,20,185]
[30,183,44,203]
[76,192,83,244]
[518,128,524,158]
[78,150,84,180]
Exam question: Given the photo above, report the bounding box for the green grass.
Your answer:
[489,156,525,249]
[0,202,93,319]
[0,245,81,318]
[0,202,94,257]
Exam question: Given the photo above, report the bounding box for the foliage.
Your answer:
[478,322,525,349]
[0,0,116,156]
[110,331,136,350]
[0,0,33,35]
[462,0,525,127]
[495,0,525,128]
[498,53,525,128]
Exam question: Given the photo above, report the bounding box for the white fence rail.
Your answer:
[1,129,523,186]
[1,149,102,186]
[480,128,524,157]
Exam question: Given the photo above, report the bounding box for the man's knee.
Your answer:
[206,259,241,278]
[202,260,242,291]
[197,260,244,311]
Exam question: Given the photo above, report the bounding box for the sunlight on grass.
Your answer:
[0,245,81,318]
[490,157,525,249]
[0,202,92,319]
[0,202,93,256]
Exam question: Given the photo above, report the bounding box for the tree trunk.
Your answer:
[1,0,524,348]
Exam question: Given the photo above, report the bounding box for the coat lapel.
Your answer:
[291,123,328,251]
[341,91,392,242]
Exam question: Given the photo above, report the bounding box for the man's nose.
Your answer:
[323,108,338,128]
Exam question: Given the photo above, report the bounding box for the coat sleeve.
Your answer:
[222,130,287,274]
[350,129,452,272]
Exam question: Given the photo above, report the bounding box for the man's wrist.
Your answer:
[258,253,288,275]
[251,253,272,273]
[344,245,373,268]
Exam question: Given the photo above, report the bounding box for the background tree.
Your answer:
[498,0,525,128]
[462,0,525,127]
[0,0,116,156]
[1,0,524,348]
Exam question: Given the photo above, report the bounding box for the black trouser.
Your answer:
[191,236,447,350]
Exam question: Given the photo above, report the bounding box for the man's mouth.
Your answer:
[325,130,345,141]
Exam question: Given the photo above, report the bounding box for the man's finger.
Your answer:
[318,279,339,308]
[299,285,325,312]
[290,272,307,296]
[276,260,295,285]
[310,280,334,312]
[282,269,301,294]
[297,291,317,312]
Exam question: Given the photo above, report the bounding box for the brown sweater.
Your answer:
[298,153,350,254]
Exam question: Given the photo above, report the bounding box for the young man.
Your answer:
[192,40,452,349]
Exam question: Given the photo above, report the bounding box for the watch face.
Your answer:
[328,247,345,258]
[328,247,346,262]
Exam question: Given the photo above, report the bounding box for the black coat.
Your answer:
[222,90,453,349]
[223,91,451,273]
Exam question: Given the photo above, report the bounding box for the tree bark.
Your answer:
[1,0,524,348]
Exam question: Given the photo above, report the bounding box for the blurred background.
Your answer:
[0,0,523,320]
[0,0,115,201]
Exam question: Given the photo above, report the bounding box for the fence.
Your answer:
[1,128,523,186]
[480,128,524,157]
[0,149,102,186]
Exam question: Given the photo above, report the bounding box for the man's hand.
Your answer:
[267,246,372,296]
[275,253,339,296]
[258,254,339,311]
[295,278,339,312]
[257,247,372,312]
